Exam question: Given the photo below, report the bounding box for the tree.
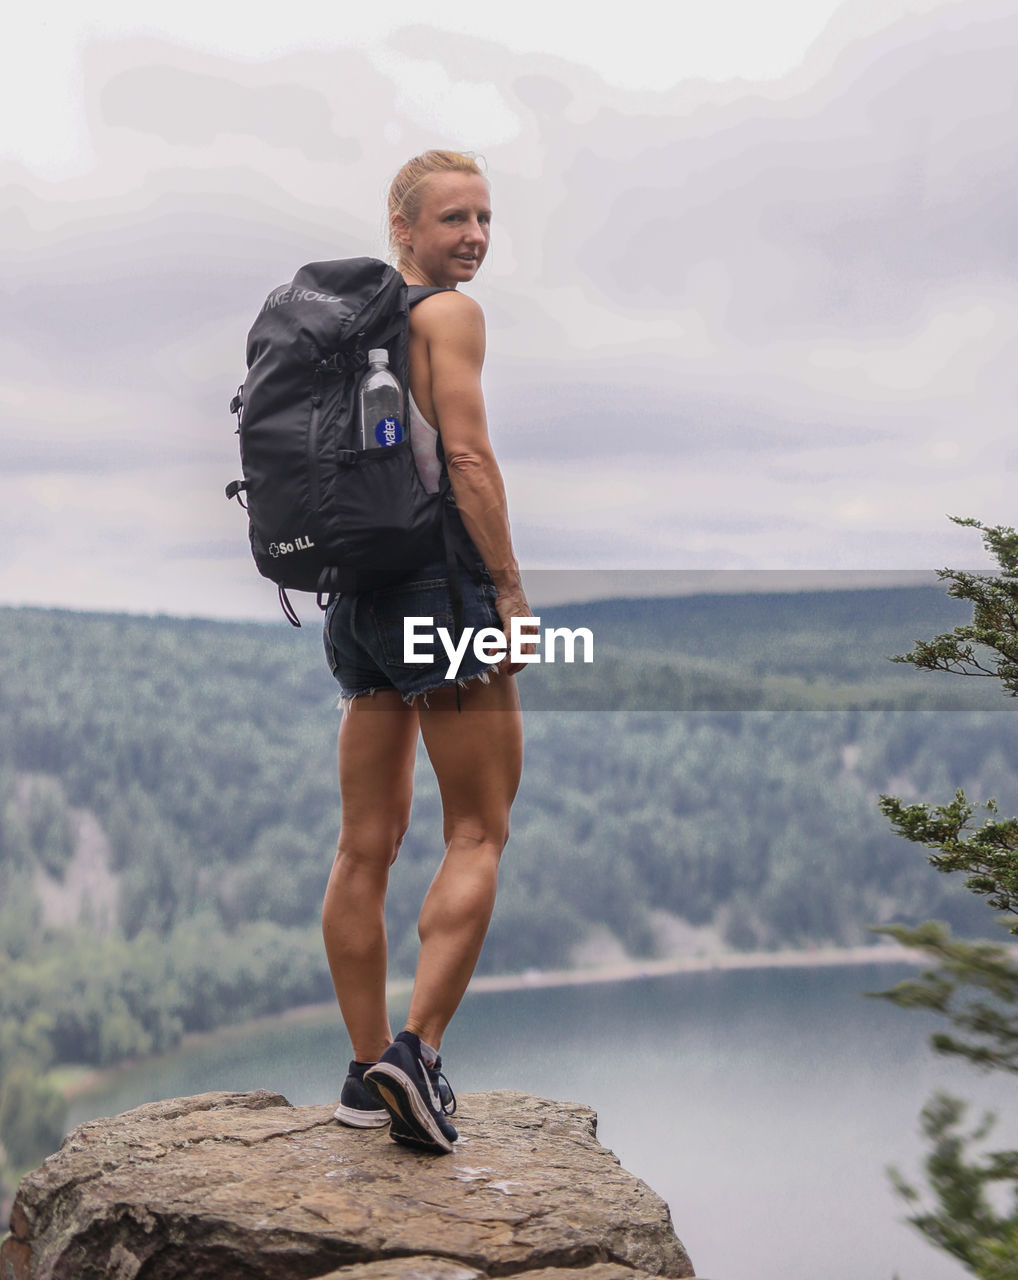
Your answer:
[0,1067,65,1176]
[889,517,1018,695]
[874,517,1018,1277]
[879,792,1018,939]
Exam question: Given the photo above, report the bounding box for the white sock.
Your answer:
[419,1038,439,1068]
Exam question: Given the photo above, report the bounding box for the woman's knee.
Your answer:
[444,815,510,859]
[336,813,411,870]
[389,824,408,866]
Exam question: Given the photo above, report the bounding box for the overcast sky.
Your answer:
[2,0,1014,620]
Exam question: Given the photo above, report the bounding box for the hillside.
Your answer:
[527,583,1000,709]
[1,585,1015,1189]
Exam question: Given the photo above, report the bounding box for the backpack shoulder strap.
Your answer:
[407,285,448,308]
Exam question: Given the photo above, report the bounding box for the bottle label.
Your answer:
[373,416,404,447]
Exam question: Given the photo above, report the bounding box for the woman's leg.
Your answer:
[322,690,420,1063]
[407,672,523,1050]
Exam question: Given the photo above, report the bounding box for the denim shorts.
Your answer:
[323,559,502,705]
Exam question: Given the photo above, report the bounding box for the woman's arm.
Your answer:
[412,291,533,664]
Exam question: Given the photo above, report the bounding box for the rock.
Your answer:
[2,1089,695,1280]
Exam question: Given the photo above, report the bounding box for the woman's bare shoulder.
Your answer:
[412,289,485,335]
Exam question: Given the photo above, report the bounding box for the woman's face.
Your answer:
[397,172,491,288]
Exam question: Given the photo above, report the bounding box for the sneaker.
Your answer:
[390,1055,458,1149]
[429,1055,458,1139]
[333,1060,390,1128]
[364,1031,458,1154]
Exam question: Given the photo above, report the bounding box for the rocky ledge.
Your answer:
[2,1089,696,1280]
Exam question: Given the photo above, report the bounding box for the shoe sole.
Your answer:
[332,1102,389,1128]
[390,1121,449,1153]
[389,1109,458,1147]
[364,1063,454,1154]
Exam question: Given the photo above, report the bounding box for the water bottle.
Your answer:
[358,349,404,449]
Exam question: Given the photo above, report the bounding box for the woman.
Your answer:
[320,151,530,1154]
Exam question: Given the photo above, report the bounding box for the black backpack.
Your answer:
[227,257,473,625]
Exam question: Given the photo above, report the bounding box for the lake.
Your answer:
[66,961,1016,1280]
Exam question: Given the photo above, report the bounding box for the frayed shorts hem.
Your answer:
[334,664,496,713]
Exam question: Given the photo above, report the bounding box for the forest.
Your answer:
[1,584,1015,1194]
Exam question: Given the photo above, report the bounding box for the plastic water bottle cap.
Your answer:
[367,349,389,364]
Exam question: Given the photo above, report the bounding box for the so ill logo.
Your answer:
[404,616,594,680]
[268,536,316,559]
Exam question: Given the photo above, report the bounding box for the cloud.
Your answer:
[98,64,361,162]
[1,2,1014,618]
[564,4,1018,331]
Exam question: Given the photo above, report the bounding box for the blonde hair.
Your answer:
[387,150,486,258]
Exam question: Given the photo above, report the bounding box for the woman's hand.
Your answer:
[495,588,539,676]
